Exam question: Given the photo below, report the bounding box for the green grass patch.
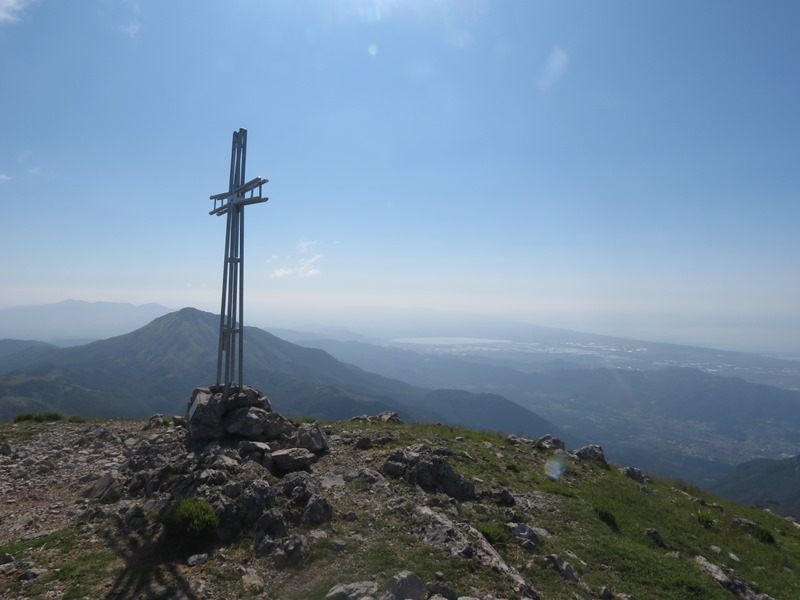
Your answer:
[475,521,513,545]
[291,416,322,424]
[160,498,220,540]
[58,550,119,599]
[13,411,64,423]
[0,528,119,600]
[540,480,576,497]
[696,511,715,529]
[0,527,76,557]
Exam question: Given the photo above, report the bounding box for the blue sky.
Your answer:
[1,0,799,352]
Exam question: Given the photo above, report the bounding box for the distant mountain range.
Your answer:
[0,300,173,345]
[3,302,800,501]
[711,454,800,519]
[274,336,800,488]
[278,328,800,391]
[0,308,556,442]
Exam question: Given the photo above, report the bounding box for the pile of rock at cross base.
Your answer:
[186,383,329,467]
[118,385,333,562]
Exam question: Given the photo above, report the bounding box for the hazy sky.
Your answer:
[2,1,799,353]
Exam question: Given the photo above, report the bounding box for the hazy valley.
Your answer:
[2,302,800,600]
[2,301,800,519]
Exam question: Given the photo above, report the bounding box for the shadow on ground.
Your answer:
[101,513,212,600]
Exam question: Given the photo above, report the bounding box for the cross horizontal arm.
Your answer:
[208,195,269,216]
[209,176,269,201]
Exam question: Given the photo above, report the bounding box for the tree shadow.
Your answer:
[100,513,212,600]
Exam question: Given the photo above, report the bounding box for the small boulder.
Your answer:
[349,467,387,486]
[187,553,208,567]
[302,495,333,525]
[382,445,475,501]
[273,534,308,570]
[488,488,515,506]
[355,436,373,450]
[146,414,166,429]
[376,411,402,422]
[226,384,272,412]
[572,444,609,468]
[186,388,226,440]
[19,568,47,581]
[280,472,321,503]
[506,434,534,445]
[296,422,329,453]
[82,473,121,503]
[507,522,542,547]
[540,554,579,582]
[537,434,566,451]
[222,406,269,439]
[325,581,379,600]
[260,411,297,441]
[254,508,287,555]
[237,440,270,456]
[426,580,458,600]
[272,448,315,472]
[694,555,775,599]
[379,570,426,600]
[620,466,647,483]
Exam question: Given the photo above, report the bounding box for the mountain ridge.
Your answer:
[711,454,800,519]
[0,308,557,441]
[0,300,174,345]
[274,335,800,489]
[4,306,800,501]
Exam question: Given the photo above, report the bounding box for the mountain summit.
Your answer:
[0,308,557,440]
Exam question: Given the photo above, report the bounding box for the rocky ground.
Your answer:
[0,387,796,600]
[1,412,559,599]
[1,420,132,547]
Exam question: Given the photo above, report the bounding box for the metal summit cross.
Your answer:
[209,128,269,400]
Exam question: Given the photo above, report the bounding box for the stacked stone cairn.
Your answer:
[126,384,332,567]
[187,384,329,469]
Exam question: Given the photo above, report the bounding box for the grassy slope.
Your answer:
[1,419,798,600]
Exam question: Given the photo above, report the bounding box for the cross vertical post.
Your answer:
[209,128,269,400]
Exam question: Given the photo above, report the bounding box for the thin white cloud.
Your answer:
[330,0,430,24]
[119,0,141,38]
[121,20,141,38]
[271,254,323,279]
[297,240,318,253]
[323,0,484,49]
[0,0,32,24]
[537,46,569,92]
[0,174,12,182]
